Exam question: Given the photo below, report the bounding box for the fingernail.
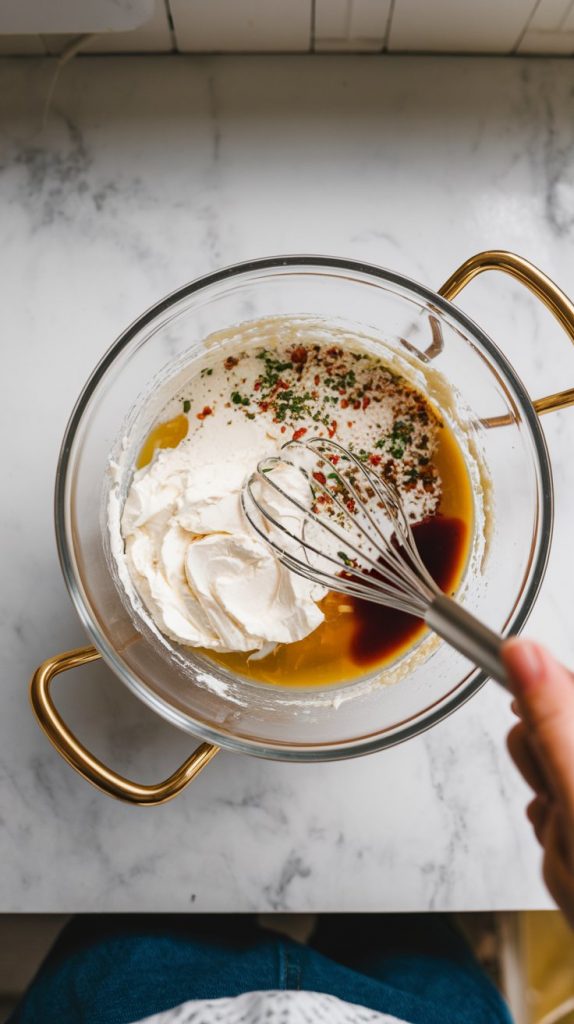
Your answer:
[504,639,545,690]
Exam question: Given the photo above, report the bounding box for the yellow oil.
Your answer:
[137,413,188,469]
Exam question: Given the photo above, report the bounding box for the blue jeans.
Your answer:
[10,914,513,1024]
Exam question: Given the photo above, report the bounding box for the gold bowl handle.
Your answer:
[30,646,220,805]
[439,250,574,416]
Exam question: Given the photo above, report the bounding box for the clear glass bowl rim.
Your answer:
[54,254,554,761]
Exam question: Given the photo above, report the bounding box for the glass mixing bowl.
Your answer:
[30,251,574,804]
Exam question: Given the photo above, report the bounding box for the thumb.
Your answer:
[503,638,574,815]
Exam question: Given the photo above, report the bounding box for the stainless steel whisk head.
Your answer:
[241,436,510,690]
[243,437,438,617]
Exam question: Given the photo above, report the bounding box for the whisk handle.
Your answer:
[425,594,510,692]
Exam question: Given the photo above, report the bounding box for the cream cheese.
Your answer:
[121,440,326,654]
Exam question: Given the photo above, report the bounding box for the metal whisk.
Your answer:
[241,436,509,690]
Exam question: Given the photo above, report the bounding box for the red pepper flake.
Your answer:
[328,454,340,464]
[340,398,349,409]
[313,471,327,485]
[224,355,239,370]
[328,420,338,438]
[338,388,346,395]
[362,396,371,410]
[280,425,286,433]
[290,346,307,365]
[196,406,213,420]
[259,401,269,412]
[347,421,354,428]
[314,374,320,386]
[369,454,382,467]
[254,380,261,391]
[353,400,361,410]
[292,427,307,441]
[277,379,289,390]
[346,498,356,514]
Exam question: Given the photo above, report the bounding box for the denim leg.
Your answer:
[9,915,514,1024]
[309,915,513,1024]
[9,915,283,1024]
[286,936,513,1024]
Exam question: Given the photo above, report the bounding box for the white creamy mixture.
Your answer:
[117,334,443,656]
[121,431,325,653]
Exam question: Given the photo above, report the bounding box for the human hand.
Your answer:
[503,638,574,927]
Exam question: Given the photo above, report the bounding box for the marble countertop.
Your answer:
[2,54,574,912]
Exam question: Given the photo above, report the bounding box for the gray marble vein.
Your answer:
[2,54,574,911]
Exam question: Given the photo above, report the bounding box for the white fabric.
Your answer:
[131,990,407,1024]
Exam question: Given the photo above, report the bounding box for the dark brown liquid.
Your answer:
[350,516,468,666]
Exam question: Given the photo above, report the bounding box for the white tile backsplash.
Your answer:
[520,0,574,32]
[0,0,154,34]
[170,0,312,52]
[42,1,173,55]
[388,0,540,53]
[517,0,574,52]
[2,0,574,55]
[314,0,392,52]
